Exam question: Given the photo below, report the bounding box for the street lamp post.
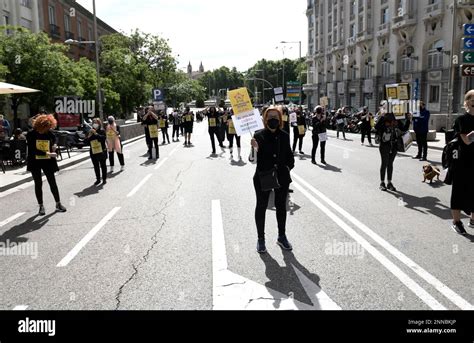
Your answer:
[65,0,103,120]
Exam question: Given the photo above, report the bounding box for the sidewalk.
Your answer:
[0,135,145,193]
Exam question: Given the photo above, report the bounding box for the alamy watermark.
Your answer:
[0,240,38,259]
[55,97,95,117]
[324,239,365,259]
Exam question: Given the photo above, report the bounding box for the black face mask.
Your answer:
[267,118,280,130]
[108,119,114,124]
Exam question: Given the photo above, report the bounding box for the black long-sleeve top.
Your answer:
[26,130,59,172]
[252,128,295,186]
[84,129,107,160]
[312,115,327,135]
[375,114,411,149]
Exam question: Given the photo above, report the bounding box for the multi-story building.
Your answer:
[1,0,41,33]
[304,0,474,130]
[187,61,205,80]
[39,0,117,61]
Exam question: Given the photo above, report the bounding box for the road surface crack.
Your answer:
[114,161,195,309]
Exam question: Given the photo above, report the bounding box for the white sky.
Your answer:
[76,0,308,72]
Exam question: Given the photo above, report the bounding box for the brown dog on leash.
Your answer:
[422,164,440,183]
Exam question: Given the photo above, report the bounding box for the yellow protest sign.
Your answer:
[298,125,306,135]
[282,114,288,122]
[148,124,158,138]
[397,84,409,100]
[228,120,236,135]
[386,86,398,100]
[186,115,192,122]
[209,118,216,127]
[35,140,50,160]
[159,119,166,128]
[106,130,117,139]
[90,140,103,155]
[228,87,253,116]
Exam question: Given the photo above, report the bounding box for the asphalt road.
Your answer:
[0,122,472,310]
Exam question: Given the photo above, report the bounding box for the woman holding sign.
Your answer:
[106,116,125,169]
[143,110,160,159]
[26,114,66,215]
[292,108,307,155]
[206,106,222,155]
[183,107,194,146]
[250,106,295,253]
[226,109,241,160]
[85,118,107,185]
[158,110,170,145]
[311,106,327,165]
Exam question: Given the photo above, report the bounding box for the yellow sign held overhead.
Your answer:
[228,88,253,116]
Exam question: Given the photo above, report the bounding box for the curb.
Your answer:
[0,135,145,193]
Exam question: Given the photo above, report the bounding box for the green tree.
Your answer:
[198,66,244,99]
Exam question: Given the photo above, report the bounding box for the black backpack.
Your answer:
[442,137,460,170]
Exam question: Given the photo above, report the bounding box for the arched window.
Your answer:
[364,57,373,79]
[401,46,415,72]
[381,52,391,77]
[427,40,444,69]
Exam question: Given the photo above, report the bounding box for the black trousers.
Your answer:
[109,151,125,166]
[228,134,241,149]
[379,144,397,182]
[172,125,180,139]
[162,128,170,143]
[292,133,304,152]
[148,137,159,158]
[416,132,428,159]
[209,129,222,153]
[311,135,326,162]
[337,125,346,139]
[92,158,107,181]
[31,167,60,204]
[361,126,372,144]
[253,175,289,240]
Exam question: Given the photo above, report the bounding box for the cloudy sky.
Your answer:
[77,0,308,73]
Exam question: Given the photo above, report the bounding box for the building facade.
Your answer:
[187,61,205,80]
[304,0,474,130]
[39,0,117,61]
[1,0,41,33]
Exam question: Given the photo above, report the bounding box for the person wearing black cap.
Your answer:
[375,112,411,191]
[311,106,327,165]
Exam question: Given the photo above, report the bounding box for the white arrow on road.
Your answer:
[212,200,341,310]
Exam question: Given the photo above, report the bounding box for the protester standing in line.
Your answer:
[158,110,171,145]
[292,108,307,154]
[413,101,430,161]
[311,106,327,165]
[84,118,108,185]
[106,116,125,169]
[335,108,346,140]
[206,106,223,155]
[183,109,194,146]
[142,106,152,154]
[360,107,373,146]
[142,110,159,160]
[281,106,290,134]
[450,90,474,235]
[250,106,295,253]
[171,109,181,142]
[226,109,241,160]
[375,112,411,192]
[26,114,66,215]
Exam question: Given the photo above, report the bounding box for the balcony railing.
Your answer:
[65,31,74,40]
[49,24,61,39]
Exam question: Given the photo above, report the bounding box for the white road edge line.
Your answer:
[168,146,180,157]
[126,174,153,198]
[13,305,28,310]
[57,207,121,267]
[212,199,228,274]
[294,173,474,310]
[292,180,446,310]
[154,157,169,170]
[0,212,25,228]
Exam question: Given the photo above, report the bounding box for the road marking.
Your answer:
[294,173,474,310]
[212,199,340,310]
[13,305,28,310]
[61,159,91,172]
[326,143,355,152]
[126,174,153,197]
[168,146,180,157]
[292,180,446,310]
[57,207,121,267]
[0,212,25,228]
[154,157,169,170]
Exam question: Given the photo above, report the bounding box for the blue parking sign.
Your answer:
[152,89,164,102]
[463,38,474,50]
[464,24,474,36]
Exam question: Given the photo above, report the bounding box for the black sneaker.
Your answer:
[102,179,107,185]
[321,160,327,165]
[469,220,474,229]
[387,183,397,192]
[56,203,67,213]
[94,180,101,186]
[257,239,266,254]
[380,182,387,191]
[38,205,45,216]
[311,160,317,165]
[451,221,467,235]
[277,236,293,251]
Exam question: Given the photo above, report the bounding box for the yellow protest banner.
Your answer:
[386,86,398,100]
[35,140,50,160]
[186,115,192,122]
[90,140,103,155]
[298,125,306,135]
[159,119,166,128]
[228,87,253,116]
[397,84,409,100]
[209,118,216,127]
[228,120,236,135]
[149,124,158,138]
